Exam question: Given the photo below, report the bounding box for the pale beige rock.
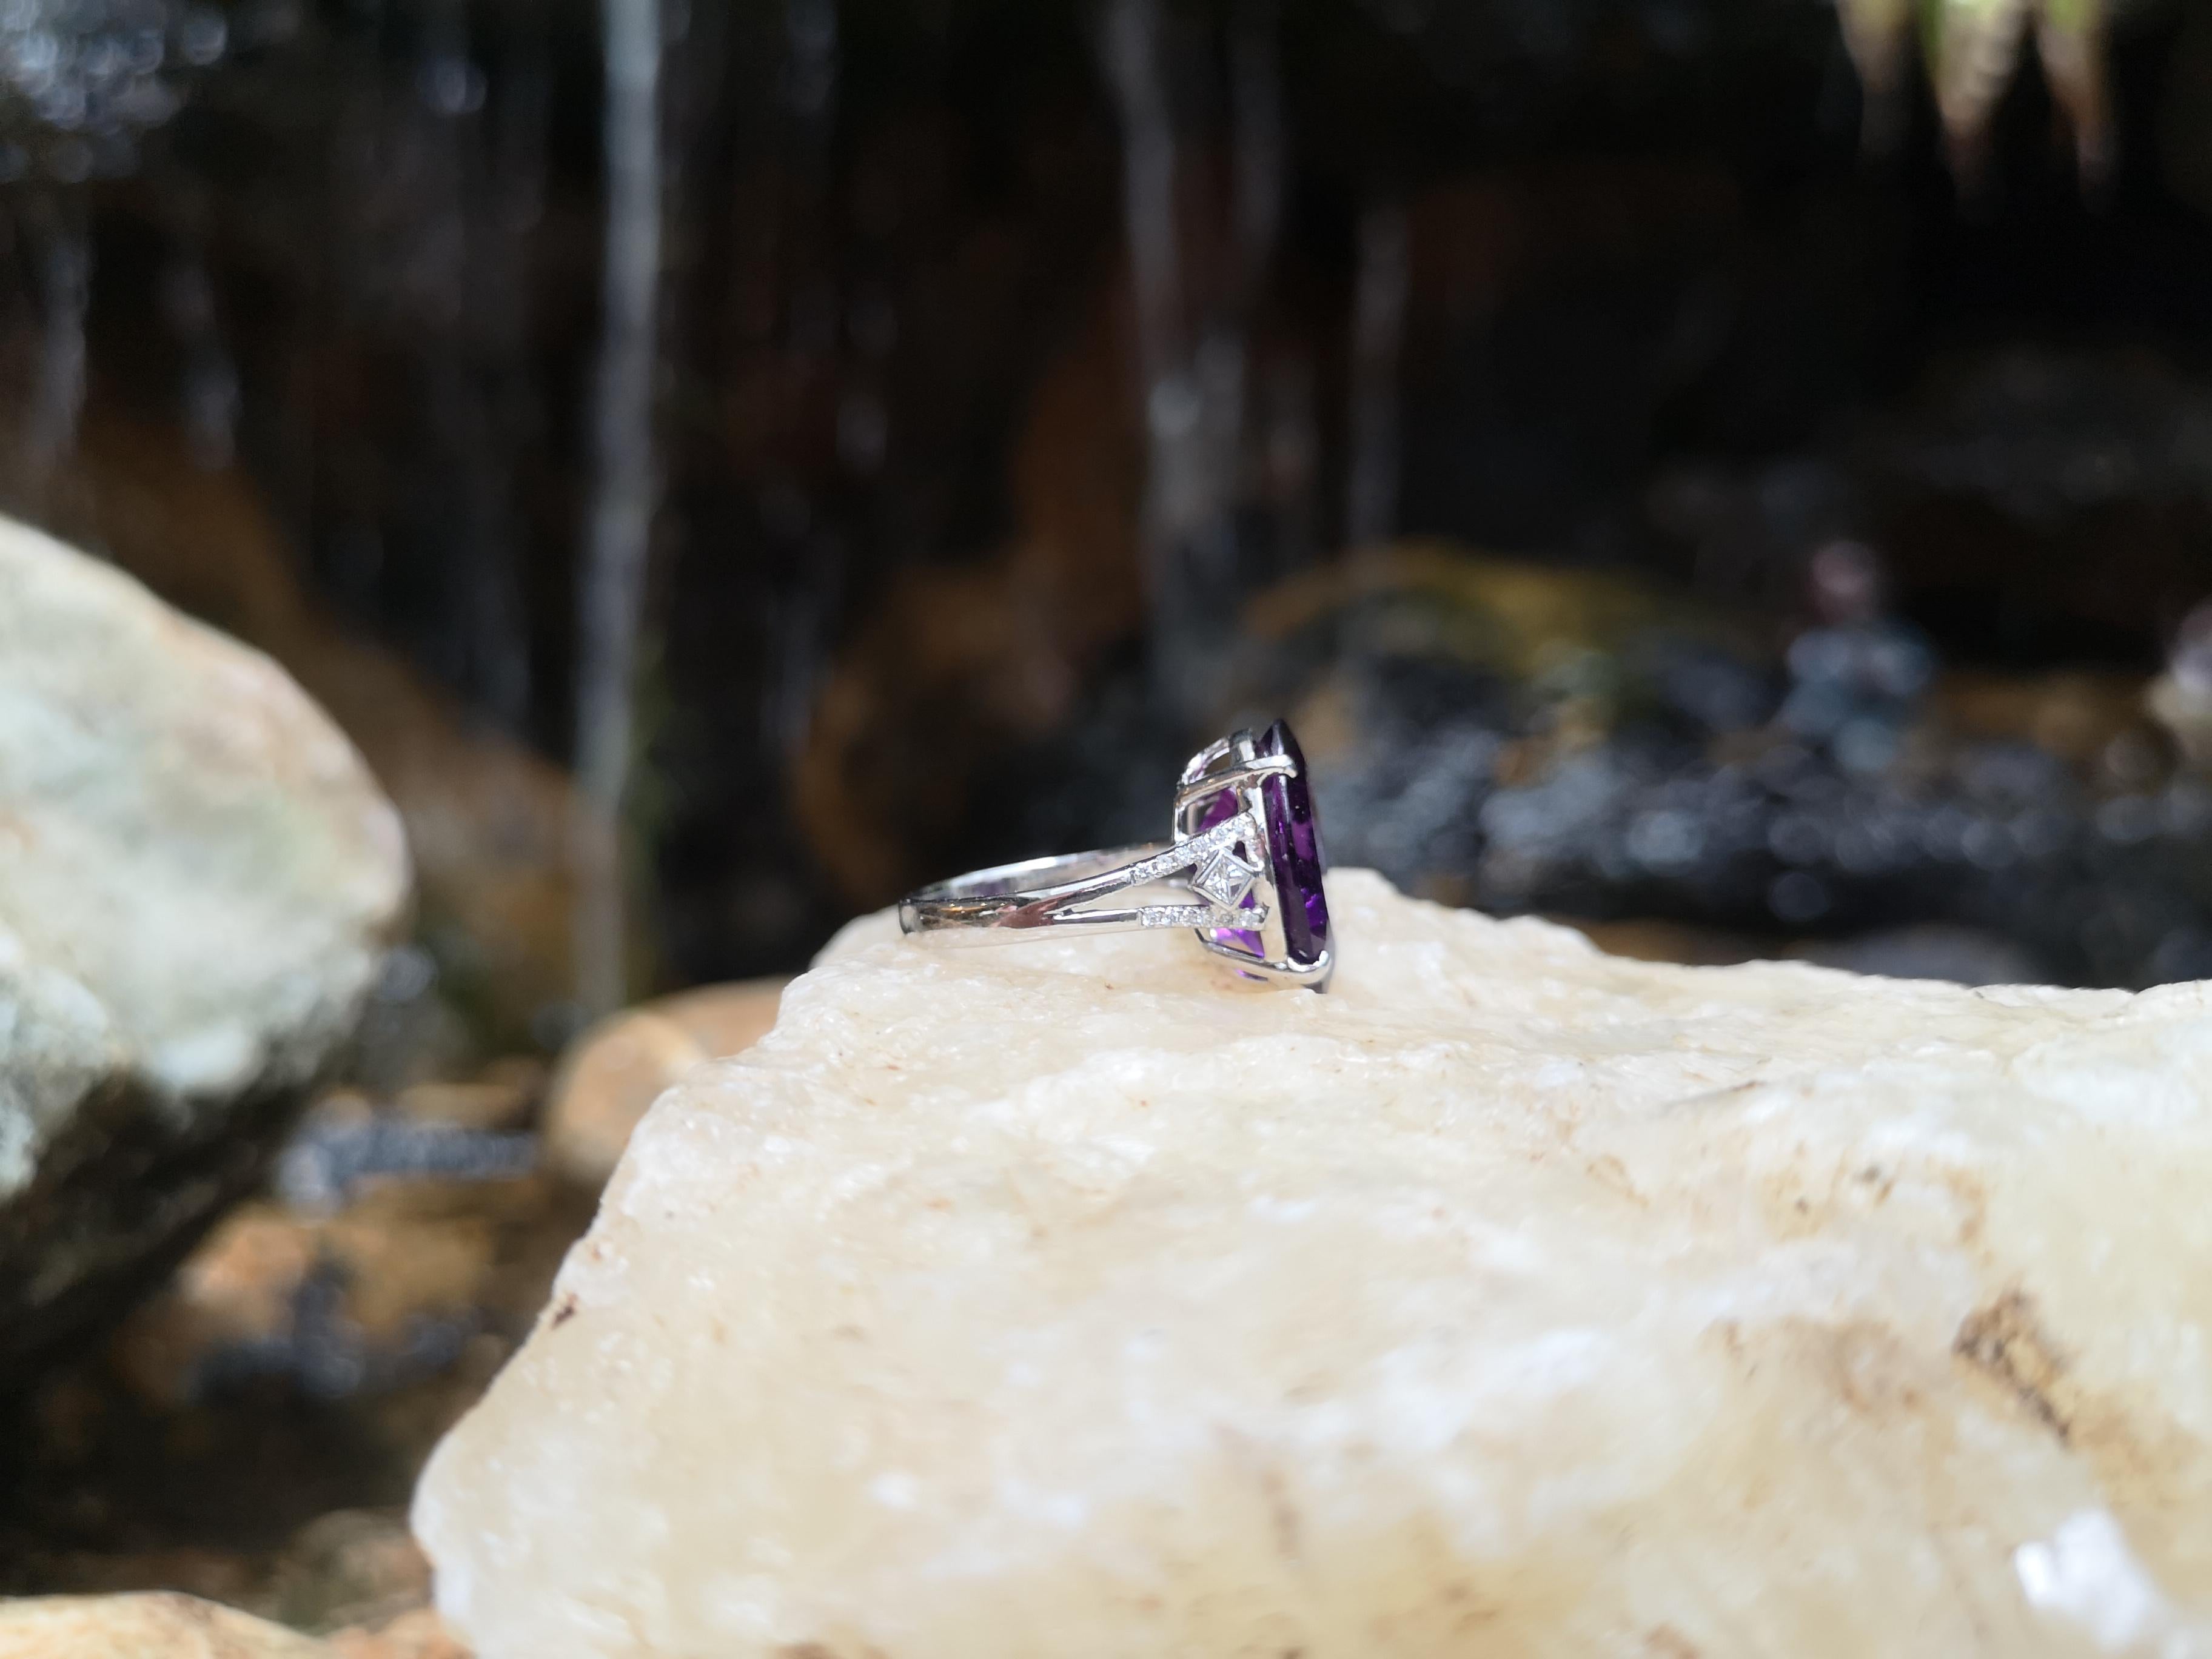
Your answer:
[415,873,2212,1658]
[540,980,785,1185]
[0,1592,330,1658]
[0,515,410,1367]
[327,1609,471,1659]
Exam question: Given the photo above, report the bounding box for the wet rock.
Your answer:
[264,1510,433,1638]
[108,1202,321,1405]
[1,1156,587,1616]
[541,980,785,1187]
[110,1160,560,1412]
[275,1107,537,1216]
[392,1062,544,1136]
[0,1056,586,1609]
[418,872,2212,1656]
[0,517,410,1373]
[1146,544,2212,990]
[0,1592,329,1658]
[1658,349,2212,670]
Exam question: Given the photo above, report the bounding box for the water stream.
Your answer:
[572,0,665,1016]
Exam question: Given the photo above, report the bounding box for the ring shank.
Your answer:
[899,844,1177,940]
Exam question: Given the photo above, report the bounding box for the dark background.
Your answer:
[7,0,2212,1033]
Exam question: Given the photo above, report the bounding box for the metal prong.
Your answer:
[1172,753,1296,816]
[1176,732,1244,786]
[1195,936,1333,989]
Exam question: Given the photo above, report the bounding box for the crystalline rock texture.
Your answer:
[417,871,2212,1658]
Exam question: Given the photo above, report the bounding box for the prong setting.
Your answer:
[900,719,1331,991]
[1170,723,1333,991]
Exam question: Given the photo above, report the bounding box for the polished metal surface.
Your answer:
[898,726,1334,990]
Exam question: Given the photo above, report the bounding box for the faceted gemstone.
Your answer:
[1258,719,1330,967]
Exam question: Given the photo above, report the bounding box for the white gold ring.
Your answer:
[898,719,1335,990]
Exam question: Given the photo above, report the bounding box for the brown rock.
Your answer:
[0,1592,329,1659]
[265,1512,432,1638]
[10,1150,591,1609]
[1562,917,1770,968]
[541,980,786,1186]
[112,1164,559,1409]
[394,1062,545,1134]
[319,1186,503,1347]
[109,1203,322,1401]
[1933,668,2154,770]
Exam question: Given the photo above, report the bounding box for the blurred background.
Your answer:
[7,0,2212,1638]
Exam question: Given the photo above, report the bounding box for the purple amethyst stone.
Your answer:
[1257,719,1330,968]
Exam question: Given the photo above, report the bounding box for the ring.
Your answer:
[899,719,1334,990]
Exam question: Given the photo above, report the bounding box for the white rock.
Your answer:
[0,515,410,1366]
[415,871,2212,1658]
[541,979,788,1187]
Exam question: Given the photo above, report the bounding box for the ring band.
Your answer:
[897,720,1334,990]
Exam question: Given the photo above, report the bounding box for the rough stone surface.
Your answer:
[0,516,410,1370]
[0,1592,469,1658]
[417,871,2212,1658]
[0,1592,331,1658]
[327,1609,471,1659]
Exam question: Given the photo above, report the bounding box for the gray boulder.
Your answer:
[0,516,410,1372]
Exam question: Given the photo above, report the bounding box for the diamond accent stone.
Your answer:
[1191,845,1261,909]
